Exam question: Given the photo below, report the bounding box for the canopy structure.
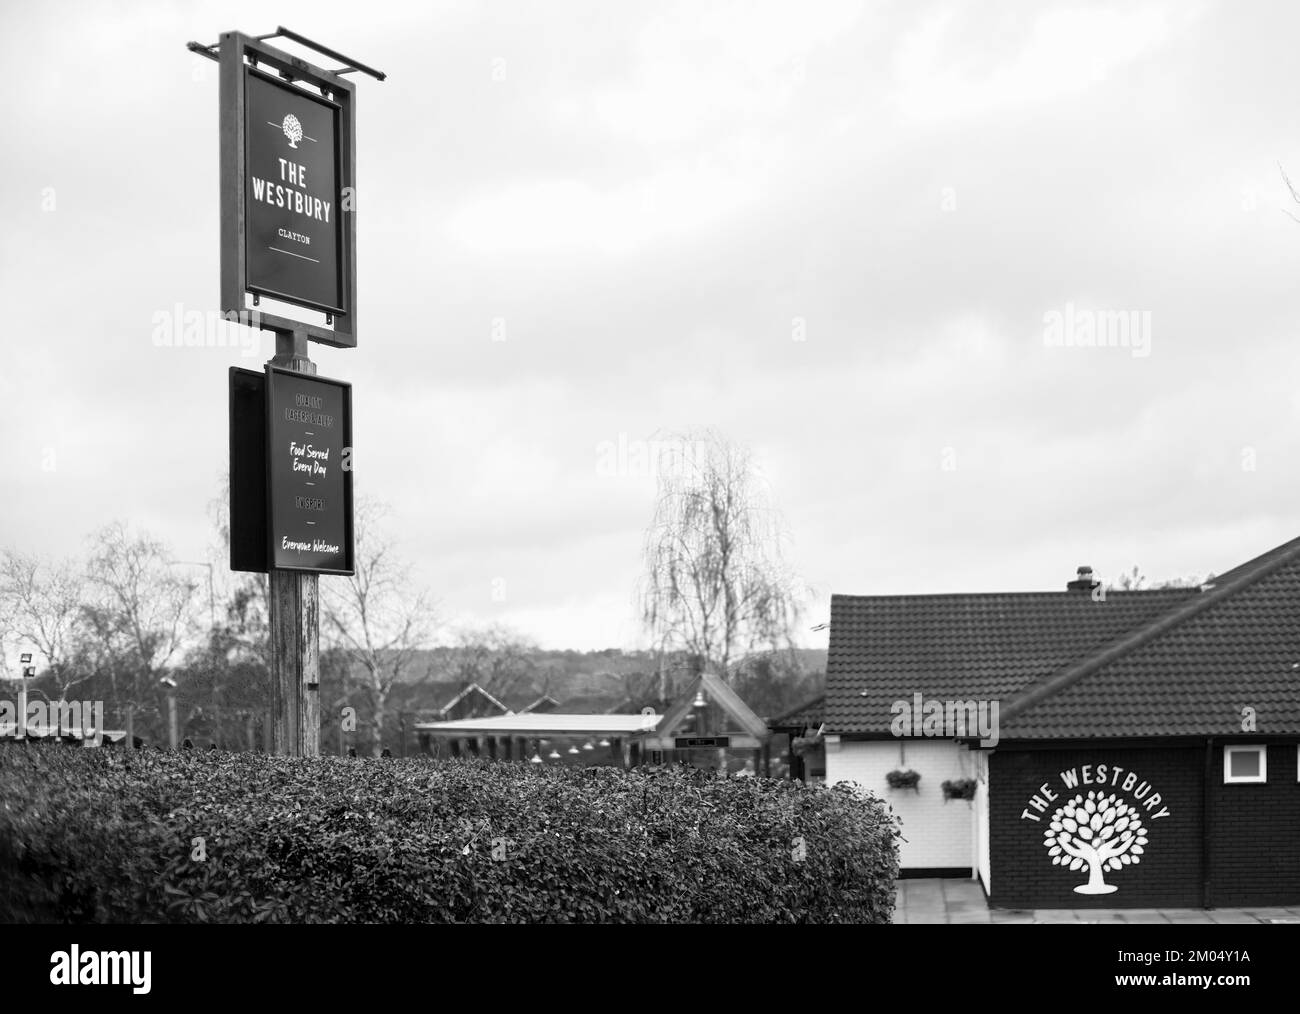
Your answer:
[413,671,776,773]
[413,711,659,764]
[638,671,773,776]
[416,713,658,738]
[641,671,770,752]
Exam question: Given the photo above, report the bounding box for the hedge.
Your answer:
[0,745,900,923]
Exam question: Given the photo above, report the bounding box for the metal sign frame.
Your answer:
[228,366,269,573]
[219,31,358,348]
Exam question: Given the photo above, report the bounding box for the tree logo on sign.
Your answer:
[282,113,303,149]
[1043,790,1149,895]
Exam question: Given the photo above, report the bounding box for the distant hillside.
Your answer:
[351,646,826,718]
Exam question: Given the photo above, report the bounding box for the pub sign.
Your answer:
[245,69,343,314]
[266,368,353,573]
[228,366,354,575]
[218,31,358,347]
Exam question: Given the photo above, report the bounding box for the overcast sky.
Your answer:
[2,0,1298,651]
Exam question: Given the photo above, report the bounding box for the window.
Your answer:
[1223,745,1267,784]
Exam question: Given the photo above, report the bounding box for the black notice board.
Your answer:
[229,367,268,572]
[265,367,354,575]
[675,737,731,748]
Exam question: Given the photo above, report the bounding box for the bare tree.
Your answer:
[86,522,198,742]
[1109,565,1210,591]
[322,499,438,756]
[208,476,271,670]
[439,624,540,704]
[1281,162,1300,224]
[598,666,660,712]
[639,429,804,695]
[0,584,15,680]
[0,550,90,699]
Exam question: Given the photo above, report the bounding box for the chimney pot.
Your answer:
[1067,565,1097,592]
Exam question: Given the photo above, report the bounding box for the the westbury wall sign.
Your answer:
[244,70,343,314]
[1019,763,1171,896]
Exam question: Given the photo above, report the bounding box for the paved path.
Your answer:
[895,878,1300,924]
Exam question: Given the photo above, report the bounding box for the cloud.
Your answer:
[2,0,1298,652]
[585,0,866,146]
[894,3,1183,125]
[443,162,764,257]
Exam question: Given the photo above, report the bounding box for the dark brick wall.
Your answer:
[1207,743,1300,907]
[989,748,1203,909]
[989,743,1300,909]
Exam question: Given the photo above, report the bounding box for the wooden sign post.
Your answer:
[191,27,383,755]
[268,329,320,755]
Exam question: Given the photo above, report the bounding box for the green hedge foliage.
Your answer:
[0,745,900,924]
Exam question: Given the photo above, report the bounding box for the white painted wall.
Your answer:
[974,750,991,893]
[826,738,976,870]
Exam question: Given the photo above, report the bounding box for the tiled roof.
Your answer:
[999,536,1300,738]
[769,695,825,732]
[826,587,1198,735]
[437,682,509,716]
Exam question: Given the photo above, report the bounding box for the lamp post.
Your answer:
[160,676,178,749]
[170,560,219,746]
[17,653,34,740]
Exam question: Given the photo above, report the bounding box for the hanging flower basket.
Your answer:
[885,768,921,791]
[941,778,977,801]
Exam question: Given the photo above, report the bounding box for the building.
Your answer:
[768,695,825,782]
[519,694,561,714]
[415,710,658,764]
[415,671,772,772]
[430,682,510,721]
[824,536,1300,909]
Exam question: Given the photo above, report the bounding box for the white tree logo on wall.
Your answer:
[282,113,303,148]
[1043,790,1148,894]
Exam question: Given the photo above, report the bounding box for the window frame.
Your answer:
[1223,744,1267,784]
